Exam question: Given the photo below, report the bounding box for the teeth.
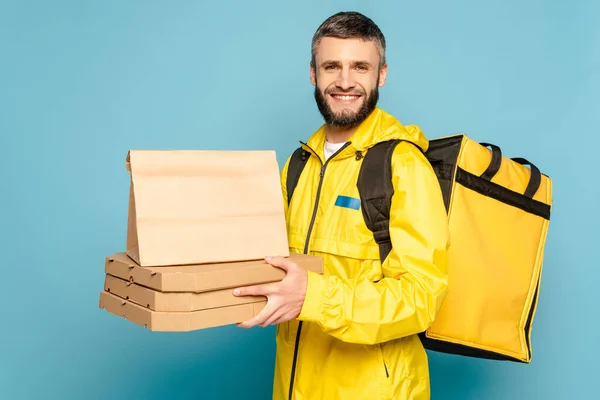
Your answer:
[333,95,358,101]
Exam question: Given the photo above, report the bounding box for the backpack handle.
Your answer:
[478,143,540,198]
[511,157,542,198]
[479,142,502,180]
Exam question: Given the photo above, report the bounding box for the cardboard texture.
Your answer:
[99,291,267,332]
[125,149,290,267]
[100,252,324,330]
[104,275,265,312]
[105,252,324,293]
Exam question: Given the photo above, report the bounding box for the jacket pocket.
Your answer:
[309,236,381,261]
[379,343,390,379]
[375,343,393,400]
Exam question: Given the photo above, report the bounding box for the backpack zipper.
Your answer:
[288,141,351,400]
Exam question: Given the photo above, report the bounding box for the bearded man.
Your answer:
[234,11,450,400]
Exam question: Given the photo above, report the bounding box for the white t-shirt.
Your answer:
[324,140,346,160]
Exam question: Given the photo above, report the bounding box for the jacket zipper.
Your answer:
[288,141,351,400]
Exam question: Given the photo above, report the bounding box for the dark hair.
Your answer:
[311,11,386,68]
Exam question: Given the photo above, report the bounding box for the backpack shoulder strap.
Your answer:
[286,146,310,206]
[357,140,403,263]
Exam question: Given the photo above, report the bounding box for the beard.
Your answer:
[314,79,379,129]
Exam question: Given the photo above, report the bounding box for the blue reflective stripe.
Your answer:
[335,195,361,210]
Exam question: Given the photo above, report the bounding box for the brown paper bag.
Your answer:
[125,150,290,267]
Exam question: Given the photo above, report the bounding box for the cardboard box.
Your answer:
[125,149,290,267]
[104,274,265,312]
[105,252,323,293]
[99,291,266,332]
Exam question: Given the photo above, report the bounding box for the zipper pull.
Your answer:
[320,165,325,177]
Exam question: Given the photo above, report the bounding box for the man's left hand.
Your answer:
[233,256,308,328]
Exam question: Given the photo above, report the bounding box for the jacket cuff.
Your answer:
[297,271,326,323]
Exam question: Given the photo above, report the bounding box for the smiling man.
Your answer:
[234,11,450,400]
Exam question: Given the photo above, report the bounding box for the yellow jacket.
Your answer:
[273,107,450,400]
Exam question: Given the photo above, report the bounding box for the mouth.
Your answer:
[329,93,362,103]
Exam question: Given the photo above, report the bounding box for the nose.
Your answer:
[335,66,355,91]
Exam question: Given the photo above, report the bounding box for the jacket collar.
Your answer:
[302,107,429,162]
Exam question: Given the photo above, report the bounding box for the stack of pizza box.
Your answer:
[99,149,322,332]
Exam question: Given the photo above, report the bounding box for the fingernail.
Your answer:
[233,289,240,296]
[265,256,272,261]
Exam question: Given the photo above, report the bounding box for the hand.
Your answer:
[233,256,308,328]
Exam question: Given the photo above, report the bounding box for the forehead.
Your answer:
[314,37,381,64]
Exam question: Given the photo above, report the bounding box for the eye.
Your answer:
[355,64,369,71]
[324,65,338,70]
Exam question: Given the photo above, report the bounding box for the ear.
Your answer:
[310,61,316,86]
[378,63,388,87]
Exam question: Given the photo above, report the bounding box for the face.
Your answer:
[311,37,388,128]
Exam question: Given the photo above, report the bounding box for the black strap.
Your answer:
[478,142,541,198]
[286,147,310,205]
[511,157,542,198]
[479,142,502,180]
[357,140,402,263]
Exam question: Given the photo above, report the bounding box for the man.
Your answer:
[233,11,449,400]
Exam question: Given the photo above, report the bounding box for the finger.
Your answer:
[237,303,276,329]
[272,311,296,326]
[261,308,284,327]
[265,256,296,272]
[233,284,274,297]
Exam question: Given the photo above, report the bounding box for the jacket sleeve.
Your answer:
[297,143,450,345]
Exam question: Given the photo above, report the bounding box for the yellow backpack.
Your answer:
[286,134,552,363]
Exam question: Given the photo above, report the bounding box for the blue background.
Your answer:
[1,0,597,399]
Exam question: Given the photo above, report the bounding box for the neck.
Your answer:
[325,124,358,144]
